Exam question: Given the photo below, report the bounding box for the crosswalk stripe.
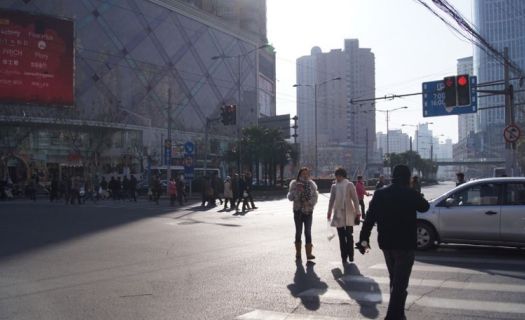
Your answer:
[339,274,525,293]
[416,255,525,266]
[236,309,349,320]
[298,288,525,314]
[370,263,525,277]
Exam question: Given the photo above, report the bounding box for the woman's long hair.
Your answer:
[296,167,309,180]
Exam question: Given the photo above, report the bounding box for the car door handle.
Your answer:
[485,211,498,215]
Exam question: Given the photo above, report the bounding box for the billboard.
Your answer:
[0,9,74,106]
[258,114,291,139]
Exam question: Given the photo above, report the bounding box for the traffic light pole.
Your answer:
[203,116,221,174]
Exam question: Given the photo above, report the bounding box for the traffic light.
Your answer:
[220,106,228,125]
[227,104,236,125]
[444,76,456,107]
[220,105,237,125]
[443,75,471,107]
[456,74,470,106]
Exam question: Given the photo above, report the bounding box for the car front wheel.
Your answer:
[417,221,437,250]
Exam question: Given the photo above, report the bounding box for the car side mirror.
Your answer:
[445,197,455,207]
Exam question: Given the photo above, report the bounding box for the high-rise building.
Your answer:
[415,123,433,159]
[376,130,410,156]
[296,40,375,176]
[474,0,525,158]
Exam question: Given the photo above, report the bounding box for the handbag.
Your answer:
[354,216,361,226]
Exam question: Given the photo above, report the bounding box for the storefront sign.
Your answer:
[0,9,74,106]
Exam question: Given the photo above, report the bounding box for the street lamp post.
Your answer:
[212,44,269,176]
[293,77,341,177]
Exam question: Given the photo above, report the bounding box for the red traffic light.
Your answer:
[445,77,455,87]
[457,75,468,86]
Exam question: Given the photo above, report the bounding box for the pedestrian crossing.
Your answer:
[236,253,525,319]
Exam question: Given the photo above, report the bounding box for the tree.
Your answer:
[238,126,294,187]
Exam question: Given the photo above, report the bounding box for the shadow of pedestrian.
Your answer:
[287,260,328,310]
[332,264,380,319]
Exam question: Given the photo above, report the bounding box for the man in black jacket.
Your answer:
[359,165,429,320]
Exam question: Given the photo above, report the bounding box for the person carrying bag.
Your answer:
[327,167,361,265]
[287,167,318,261]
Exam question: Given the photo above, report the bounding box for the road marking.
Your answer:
[416,255,525,266]
[298,288,525,314]
[370,263,525,277]
[340,274,525,293]
[236,309,349,320]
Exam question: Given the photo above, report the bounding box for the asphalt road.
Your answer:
[1,181,525,320]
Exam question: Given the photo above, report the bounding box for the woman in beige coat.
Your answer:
[327,167,361,265]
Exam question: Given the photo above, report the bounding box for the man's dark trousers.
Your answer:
[383,249,415,320]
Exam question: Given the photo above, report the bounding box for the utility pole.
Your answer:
[503,47,517,176]
[167,88,172,185]
[365,128,369,177]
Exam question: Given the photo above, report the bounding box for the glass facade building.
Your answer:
[474,0,525,158]
[0,0,273,182]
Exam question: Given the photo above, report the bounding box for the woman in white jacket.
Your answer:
[327,167,361,265]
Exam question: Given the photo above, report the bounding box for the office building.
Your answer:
[296,39,375,176]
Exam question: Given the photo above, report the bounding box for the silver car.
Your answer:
[417,177,525,250]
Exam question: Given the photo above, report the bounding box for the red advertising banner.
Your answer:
[0,9,74,106]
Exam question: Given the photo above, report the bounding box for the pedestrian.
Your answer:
[92,175,100,201]
[211,172,222,206]
[168,177,177,206]
[27,175,37,201]
[49,175,58,202]
[71,176,81,205]
[456,172,466,186]
[201,176,212,207]
[129,175,137,202]
[236,174,250,212]
[245,171,257,209]
[122,176,130,201]
[176,175,185,205]
[358,164,430,320]
[231,174,240,209]
[287,167,318,260]
[327,167,361,265]
[223,176,233,210]
[151,175,161,205]
[115,177,122,201]
[376,175,386,190]
[108,176,117,200]
[355,175,370,220]
[411,175,421,194]
[100,176,108,200]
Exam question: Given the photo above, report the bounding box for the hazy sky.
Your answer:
[267,0,474,143]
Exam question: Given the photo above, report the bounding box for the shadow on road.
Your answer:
[0,200,198,260]
[287,260,328,311]
[332,264,381,319]
[415,244,525,280]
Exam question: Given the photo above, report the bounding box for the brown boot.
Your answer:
[305,243,315,260]
[294,241,302,260]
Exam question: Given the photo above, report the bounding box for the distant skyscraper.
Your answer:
[474,0,525,158]
[457,57,476,142]
[296,40,375,175]
[376,130,410,156]
[415,123,433,159]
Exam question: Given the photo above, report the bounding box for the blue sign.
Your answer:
[184,141,194,155]
[422,76,477,117]
[183,154,194,179]
[164,139,172,166]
